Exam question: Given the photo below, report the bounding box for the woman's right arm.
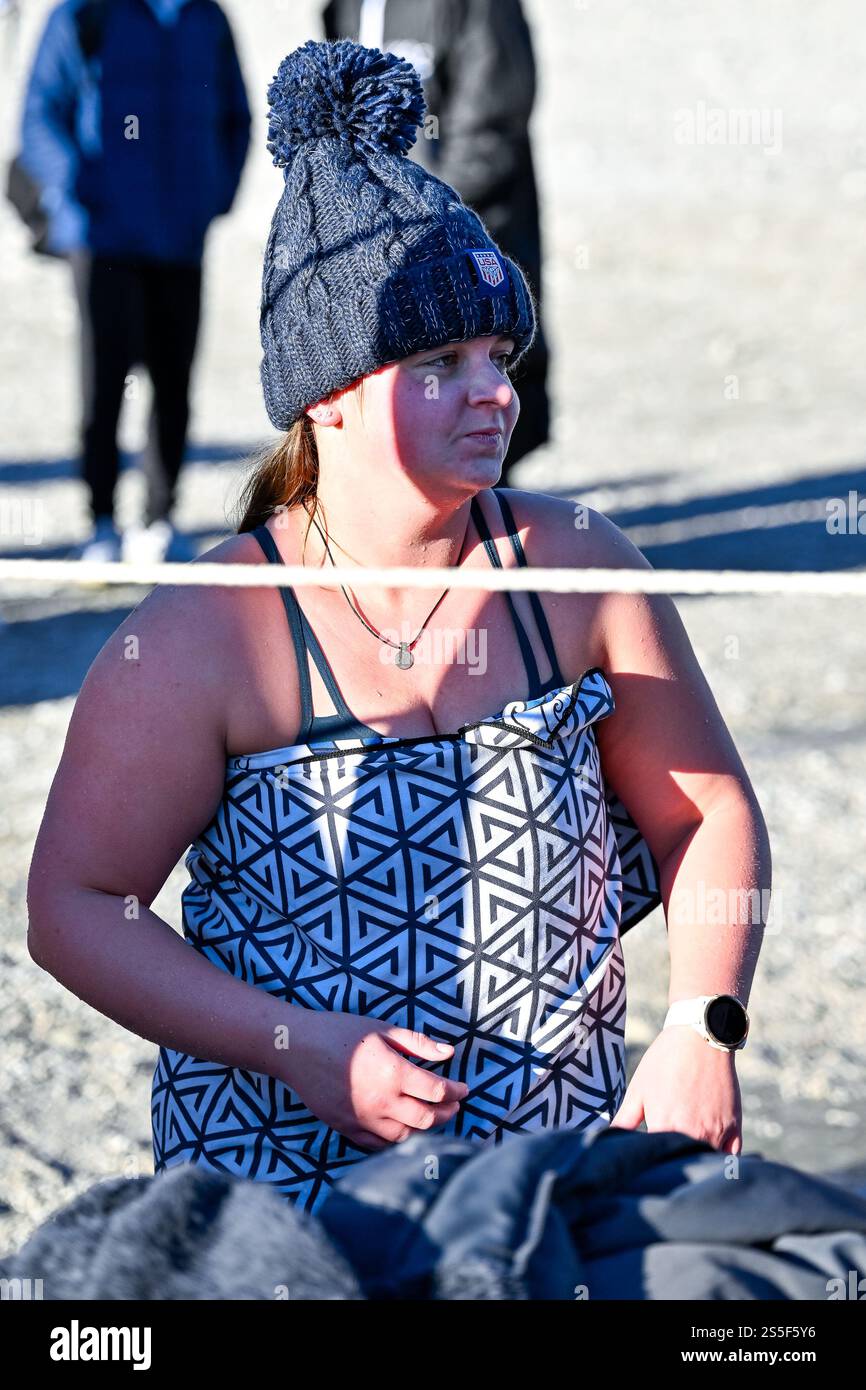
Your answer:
[26,580,309,1080]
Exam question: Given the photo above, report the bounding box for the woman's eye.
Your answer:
[425,352,515,370]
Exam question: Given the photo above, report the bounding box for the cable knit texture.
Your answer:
[259,39,537,429]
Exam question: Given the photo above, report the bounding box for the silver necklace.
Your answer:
[304,503,472,670]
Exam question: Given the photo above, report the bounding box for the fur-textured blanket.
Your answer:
[3,1127,866,1300]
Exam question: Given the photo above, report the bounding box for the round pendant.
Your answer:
[395,643,414,669]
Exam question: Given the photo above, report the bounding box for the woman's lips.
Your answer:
[465,429,502,443]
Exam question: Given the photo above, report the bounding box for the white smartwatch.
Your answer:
[663,994,749,1051]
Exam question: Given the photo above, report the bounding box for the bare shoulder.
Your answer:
[490,487,652,571]
[482,488,656,673]
[27,530,272,914]
[81,529,270,747]
[492,493,758,844]
[115,530,266,654]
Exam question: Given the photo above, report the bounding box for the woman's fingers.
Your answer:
[381,1025,456,1063]
[398,1058,469,1105]
[388,1095,462,1135]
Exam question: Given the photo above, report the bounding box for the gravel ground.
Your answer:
[1,0,865,1253]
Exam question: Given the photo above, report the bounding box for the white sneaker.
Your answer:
[79,517,122,563]
[121,519,174,566]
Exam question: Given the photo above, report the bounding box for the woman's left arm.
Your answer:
[584,511,772,1155]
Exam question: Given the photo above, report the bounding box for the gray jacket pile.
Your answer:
[3,1127,866,1300]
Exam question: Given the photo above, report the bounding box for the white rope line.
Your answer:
[0,558,864,596]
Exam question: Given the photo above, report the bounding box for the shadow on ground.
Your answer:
[545,460,866,571]
[0,439,261,488]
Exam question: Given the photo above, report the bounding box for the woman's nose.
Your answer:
[468,363,515,408]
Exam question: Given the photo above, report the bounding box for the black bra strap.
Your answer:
[469,496,543,698]
[250,525,357,740]
[493,491,565,687]
[253,495,565,730]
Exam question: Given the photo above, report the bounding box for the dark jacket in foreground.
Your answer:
[3,1127,866,1300]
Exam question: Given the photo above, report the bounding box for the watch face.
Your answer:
[706,995,748,1046]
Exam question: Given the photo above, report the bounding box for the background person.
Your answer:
[16,0,251,562]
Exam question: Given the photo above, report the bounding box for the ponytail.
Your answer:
[231,415,318,534]
[231,378,365,534]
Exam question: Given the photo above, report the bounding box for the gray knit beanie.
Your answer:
[259,38,538,431]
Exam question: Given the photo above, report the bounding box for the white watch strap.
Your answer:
[664,996,713,1029]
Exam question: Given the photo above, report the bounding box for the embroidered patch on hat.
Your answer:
[467,249,507,294]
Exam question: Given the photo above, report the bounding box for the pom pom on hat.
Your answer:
[266,38,427,168]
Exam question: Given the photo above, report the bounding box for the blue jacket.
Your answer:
[18,0,251,261]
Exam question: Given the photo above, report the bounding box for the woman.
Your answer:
[27,40,770,1216]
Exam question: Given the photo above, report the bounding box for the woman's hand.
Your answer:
[277,1009,470,1152]
[609,1026,743,1154]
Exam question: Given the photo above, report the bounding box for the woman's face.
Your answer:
[320,333,521,495]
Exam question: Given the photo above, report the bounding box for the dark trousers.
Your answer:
[69,252,202,526]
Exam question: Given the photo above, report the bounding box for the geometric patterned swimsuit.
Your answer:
[151,491,661,1214]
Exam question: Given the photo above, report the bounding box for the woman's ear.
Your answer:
[305,397,342,427]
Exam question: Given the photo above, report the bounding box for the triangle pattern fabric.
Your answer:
[152,668,661,1215]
